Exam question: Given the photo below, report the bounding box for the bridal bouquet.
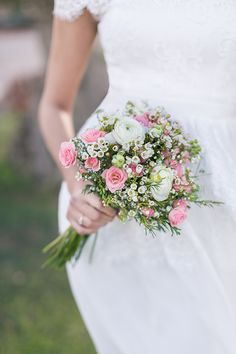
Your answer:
[43,101,219,268]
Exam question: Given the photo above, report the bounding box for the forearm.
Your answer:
[38,12,97,193]
[38,99,79,193]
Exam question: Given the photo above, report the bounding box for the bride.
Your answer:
[39,1,236,353]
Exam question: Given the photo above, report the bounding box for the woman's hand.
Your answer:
[67,181,117,235]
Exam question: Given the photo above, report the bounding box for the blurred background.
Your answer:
[0,1,108,353]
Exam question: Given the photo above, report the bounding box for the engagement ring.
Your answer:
[78,215,84,226]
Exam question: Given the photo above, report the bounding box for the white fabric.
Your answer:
[56,1,236,353]
[53,0,110,21]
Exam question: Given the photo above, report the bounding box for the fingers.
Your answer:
[68,190,117,235]
[85,193,103,210]
[86,194,117,218]
[67,205,112,235]
[70,218,93,235]
[69,216,110,235]
[67,209,96,235]
[71,183,117,218]
[76,200,102,222]
[100,205,118,218]
[71,195,116,222]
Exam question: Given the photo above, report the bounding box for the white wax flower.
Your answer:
[82,152,89,160]
[138,186,146,194]
[90,151,98,157]
[97,151,104,158]
[136,164,143,174]
[132,156,140,164]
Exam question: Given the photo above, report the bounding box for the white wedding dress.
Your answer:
[55,1,236,353]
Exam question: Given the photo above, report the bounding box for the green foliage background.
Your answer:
[0,1,101,351]
[0,158,96,354]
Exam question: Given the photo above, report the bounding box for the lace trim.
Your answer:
[53,0,110,22]
[53,0,86,21]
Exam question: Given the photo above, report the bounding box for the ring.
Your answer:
[78,215,84,226]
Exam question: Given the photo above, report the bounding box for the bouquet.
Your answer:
[43,101,220,268]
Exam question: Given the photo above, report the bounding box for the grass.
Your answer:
[0,112,21,160]
[0,162,96,354]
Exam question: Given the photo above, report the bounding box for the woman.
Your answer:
[39,1,236,353]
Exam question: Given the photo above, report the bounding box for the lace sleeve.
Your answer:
[53,0,110,22]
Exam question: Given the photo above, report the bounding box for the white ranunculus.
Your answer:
[150,165,174,201]
[112,118,145,145]
[104,132,117,144]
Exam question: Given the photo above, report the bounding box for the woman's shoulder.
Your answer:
[53,0,111,22]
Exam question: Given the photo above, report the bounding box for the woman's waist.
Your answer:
[79,85,236,137]
[103,86,236,123]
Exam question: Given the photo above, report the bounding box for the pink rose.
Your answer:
[141,208,155,218]
[85,157,101,171]
[134,112,151,127]
[59,141,77,168]
[81,129,106,143]
[102,166,128,193]
[168,207,188,227]
[173,199,188,209]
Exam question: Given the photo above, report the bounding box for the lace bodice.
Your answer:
[54,0,236,104]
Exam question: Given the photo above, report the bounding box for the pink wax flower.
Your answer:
[173,183,181,192]
[81,129,106,143]
[85,157,101,172]
[170,160,178,168]
[174,147,180,154]
[162,150,171,158]
[102,166,128,193]
[141,208,155,218]
[167,161,183,178]
[182,151,190,163]
[183,184,192,193]
[180,176,192,193]
[173,199,188,209]
[168,207,187,227]
[79,167,86,174]
[173,177,192,193]
[164,159,170,166]
[164,129,170,135]
[174,163,184,178]
[134,112,151,127]
[59,141,77,168]
[128,163,144,177]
